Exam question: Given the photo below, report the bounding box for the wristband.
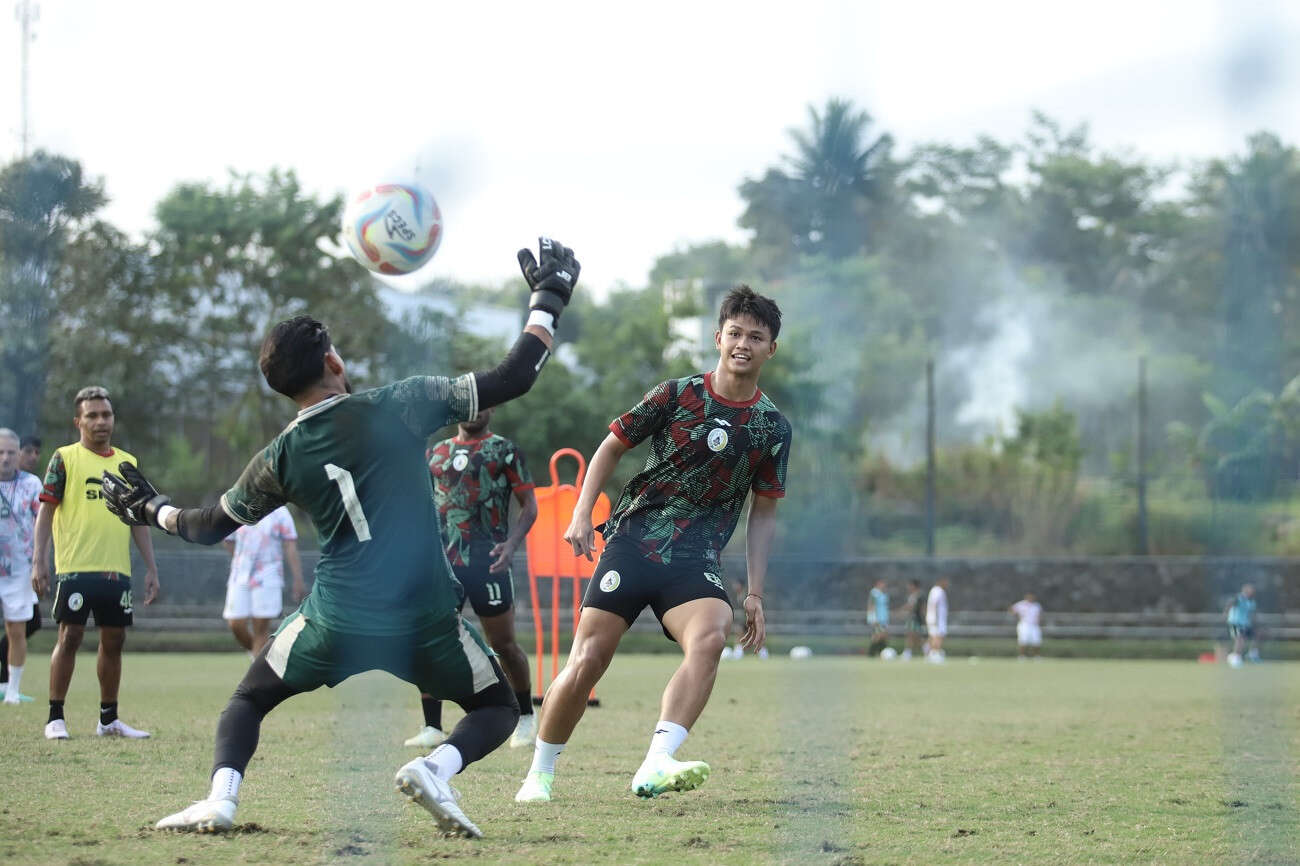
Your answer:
[156,504,180,535]
[746,593,763,600]
[526,309,556,336]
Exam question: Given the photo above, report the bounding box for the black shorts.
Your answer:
[582,540,731,639]
[453,546,515,618]
[1228,624,1254,640]
[53,573,134,628]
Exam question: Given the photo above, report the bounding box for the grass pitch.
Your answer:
[0,652,1296,865]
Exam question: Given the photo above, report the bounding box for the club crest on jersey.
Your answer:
[599,570,621,592]
[707,427,729,452]
[452,452,469,472]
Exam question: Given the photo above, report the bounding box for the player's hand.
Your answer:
[517,237,580,321]
[740,593,766,651]
[488,541,516,574]
[31,565,49,599]
[101,462,171,530]
[562,511,596,561]
[143,568,160,605]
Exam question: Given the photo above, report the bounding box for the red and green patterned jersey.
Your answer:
[604,371,791,569]
[428,433,534,567]
[219,374,477,636]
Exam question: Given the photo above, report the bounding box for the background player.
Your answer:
[31,386,160,738]
[1009,591,1043,659]
[1,428,43,704]
[221,504,306,655]
[901,578,925,660]
[517,285,791,804]
[101,237,577,838]
[19,435,42,475]
[867,578,889,656]
[926,577,949,662]
[1225,583,1257,665]
[406,407,539,750]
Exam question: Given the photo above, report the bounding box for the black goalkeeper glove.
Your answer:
[102,462,172,532]
[517,236,579,325]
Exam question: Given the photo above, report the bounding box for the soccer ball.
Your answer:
[1227,652,1243,668]
[342,183,443,275]
[879,647,897,660]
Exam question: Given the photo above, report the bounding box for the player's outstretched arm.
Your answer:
[562,433,628,560]
[740,493,777,651]
[472,238,579,410]
[102,462,241,545]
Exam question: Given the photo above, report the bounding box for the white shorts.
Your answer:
[223,581,283,620]
[1,574,38,622]
[926,619,947,638]
[1017,622,1042,646]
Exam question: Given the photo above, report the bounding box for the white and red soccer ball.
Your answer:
[342,183,442,275]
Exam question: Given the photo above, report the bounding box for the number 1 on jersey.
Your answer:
[325,463,372,542]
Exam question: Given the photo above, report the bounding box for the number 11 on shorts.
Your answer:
[325,463,372,542]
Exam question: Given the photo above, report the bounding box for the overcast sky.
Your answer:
[3,0,1298,295]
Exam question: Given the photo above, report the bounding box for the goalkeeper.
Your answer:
[102,239,578,839]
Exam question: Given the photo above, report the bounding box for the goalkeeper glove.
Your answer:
[517,237,579,330]
[102,462,172,532]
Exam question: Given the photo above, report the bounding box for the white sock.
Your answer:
[529,739,565,775]
[646,720,688,760]
[5,664,22,697]
[209,767,242,802]
[427,743,464,781]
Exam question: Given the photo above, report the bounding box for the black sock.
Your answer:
[0,634,8,683]
[100,702,118,725]
[48,700,65,723]
[515,689,533,716]
[421,695,443,729]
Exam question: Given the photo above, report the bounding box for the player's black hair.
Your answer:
[20,434,40,450]
[717,284,781,341]
[73,386,111,415]
[260,315,332,398]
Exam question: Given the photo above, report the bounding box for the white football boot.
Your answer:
[394,757,482,838]
[97,718,151,738]
[403,725,446,749]
[155,798,237,832]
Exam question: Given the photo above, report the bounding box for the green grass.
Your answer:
[1,653,1296,864]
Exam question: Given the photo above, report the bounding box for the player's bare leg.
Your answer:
[517,608,626,802]
[249,618,273,656]
[93,626,147,737]
[45,622,83,738]
[629,598,729,798]
[478,608,534,747]
[227,619,254,652]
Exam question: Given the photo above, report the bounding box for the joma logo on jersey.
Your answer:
[84,477,104,500]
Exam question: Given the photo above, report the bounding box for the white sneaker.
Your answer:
[631,754,711,799]
[155,798,237,832]
[97,718,151,738]
[44,719,69,740]
[509,714,536,749]
[394,757,482,838]
[403,725,446,749]
[514,770,554,803]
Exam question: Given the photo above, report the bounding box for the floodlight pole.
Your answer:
[16,0,39,157]
[925,358,936,557]
[1137,356,1149,554]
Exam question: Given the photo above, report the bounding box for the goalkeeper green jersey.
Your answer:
[220,375,477,636]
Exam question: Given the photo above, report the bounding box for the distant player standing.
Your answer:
[101,238,578,837]
[31,387,161,738]
[1009,592,1042,659]
[867,578,889,655]
[18,435,42,475]
[221,505,306,655]
[405,407,539,750]
[1225,583,1257,664]
[901,579,925,660]
[925,577,949,662]
[516,285,791,803]
[0,428,43,704]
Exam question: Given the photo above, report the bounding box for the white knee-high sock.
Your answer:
[645,720,688,759]
[427,743,464,781]
[529,739,565,775]
[5,664,23,697]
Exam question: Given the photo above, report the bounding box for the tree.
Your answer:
[739,98,896,272]
[0,152,106,433]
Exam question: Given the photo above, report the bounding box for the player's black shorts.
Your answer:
[452,544,515,618]
[52,572,134,628]
[582,539,731,639]
[1228,624,1254,640]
